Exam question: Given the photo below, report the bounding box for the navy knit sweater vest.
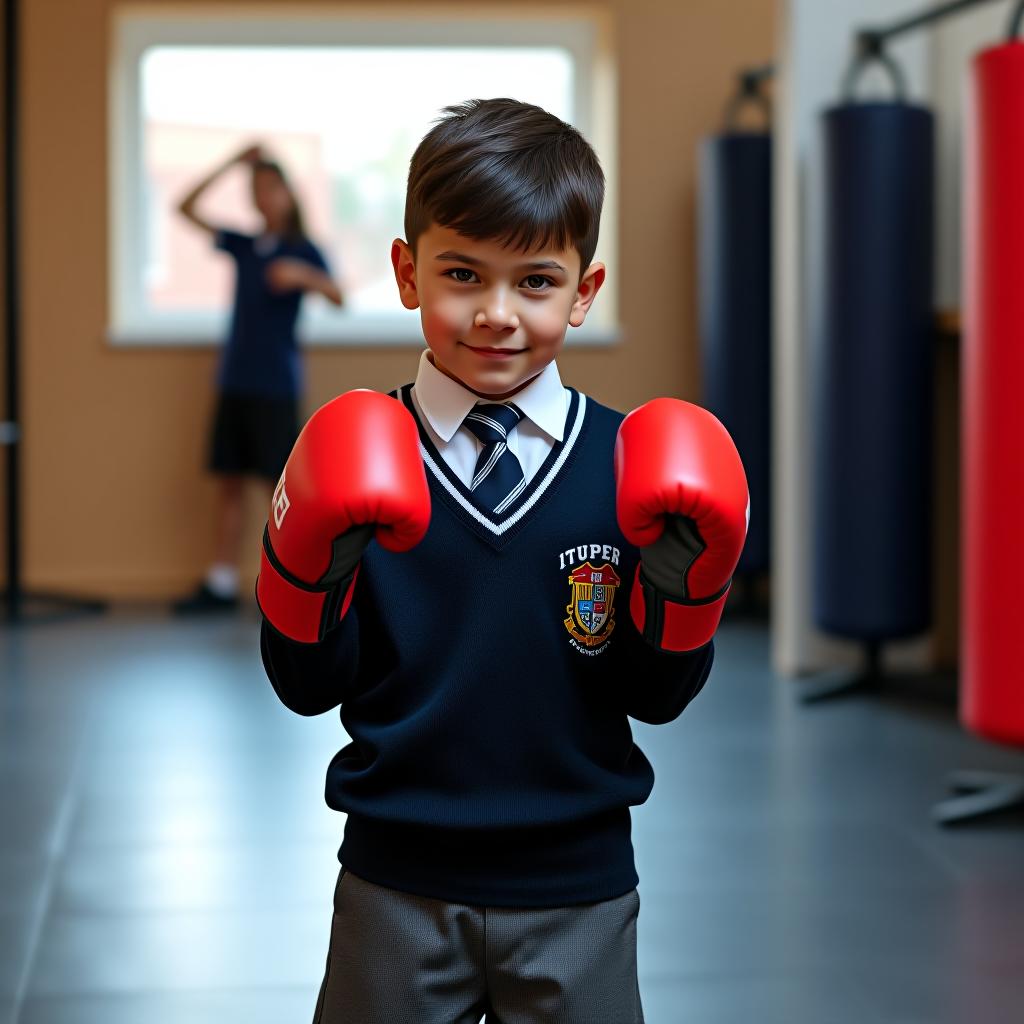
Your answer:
[261,384,714,908]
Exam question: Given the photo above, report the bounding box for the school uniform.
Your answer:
[261,351,714,1022]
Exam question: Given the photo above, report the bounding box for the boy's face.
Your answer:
[391,224,605,400]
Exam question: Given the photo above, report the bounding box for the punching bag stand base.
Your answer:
[933,770,1024,826]
[798,641,957,706]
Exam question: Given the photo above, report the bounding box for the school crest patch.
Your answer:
[564,561,621,649]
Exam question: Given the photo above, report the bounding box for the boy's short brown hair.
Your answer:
[404,98,605,274]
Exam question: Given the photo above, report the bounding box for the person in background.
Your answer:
[173,142,344,614]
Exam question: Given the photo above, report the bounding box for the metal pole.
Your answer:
[868,0,1005,43]
[1008,0,1024,38]
[3,0,22,623]
[844,0,1007,106]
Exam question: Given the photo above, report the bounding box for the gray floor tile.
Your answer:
[0,854,51,919]
[3,612,1023,1023]
[638,967,872,1024]
[52,842,341,914]
[633,818,956,895]
[64,786,341,849]
[635,881,973,976]
[847,956,1024,1024]
[18,987,316,1024]
[25,906,330,996]
[0,911,37,997]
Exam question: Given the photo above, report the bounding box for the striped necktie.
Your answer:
[462,403,526,514]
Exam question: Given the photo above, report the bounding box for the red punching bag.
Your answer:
[962,40,1024,746]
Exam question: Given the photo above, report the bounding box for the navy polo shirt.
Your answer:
[214,228,330,398]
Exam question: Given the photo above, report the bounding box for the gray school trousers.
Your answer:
[313,866,645,1024]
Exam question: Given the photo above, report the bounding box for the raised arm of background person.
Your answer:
[307,266,344,307]
[265,257,345,306]
[175,142,263,235]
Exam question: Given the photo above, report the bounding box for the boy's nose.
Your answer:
[474,294,520,331]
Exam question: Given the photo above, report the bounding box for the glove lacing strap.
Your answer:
[256,525,358,644]
[633,565,731,652]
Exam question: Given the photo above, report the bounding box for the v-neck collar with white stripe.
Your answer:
[395,381,589,549]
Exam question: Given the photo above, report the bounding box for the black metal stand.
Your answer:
[2,0,105,626]
[720,64,774,133]
[840,1,1022,102]
[798,640,957,707]
[798,641,885,704]
[0,589,107,624]
[933,770,1024,825]
[853,0,1011,52]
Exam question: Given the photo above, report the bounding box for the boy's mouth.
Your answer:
[461,343,524,359]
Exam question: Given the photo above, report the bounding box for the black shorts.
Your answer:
[208,392,300,481]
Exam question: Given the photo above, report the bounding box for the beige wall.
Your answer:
[11,0,777,598]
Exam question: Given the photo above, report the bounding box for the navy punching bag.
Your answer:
[813,65,934,641]
[698,79,772,575]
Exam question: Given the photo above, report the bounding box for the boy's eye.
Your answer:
[445,268,478,284]
[522,274,553,291]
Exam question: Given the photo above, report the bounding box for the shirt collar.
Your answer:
[413,350,566,444]
[254,233,280,256]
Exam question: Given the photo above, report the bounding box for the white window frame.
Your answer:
[107,4,620,348]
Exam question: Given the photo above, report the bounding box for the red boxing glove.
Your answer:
[256,389,431,643]
[615,398,749,652]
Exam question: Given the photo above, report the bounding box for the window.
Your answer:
[109,10,619,347]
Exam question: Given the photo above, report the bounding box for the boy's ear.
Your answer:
[391,238,420,310]
[568,261,606,328]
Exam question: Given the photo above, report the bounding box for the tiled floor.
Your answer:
[1,610,1022,1023]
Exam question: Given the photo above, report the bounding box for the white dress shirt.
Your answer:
[410,349,569,489]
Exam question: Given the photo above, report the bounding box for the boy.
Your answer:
[258,98,748,1024]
